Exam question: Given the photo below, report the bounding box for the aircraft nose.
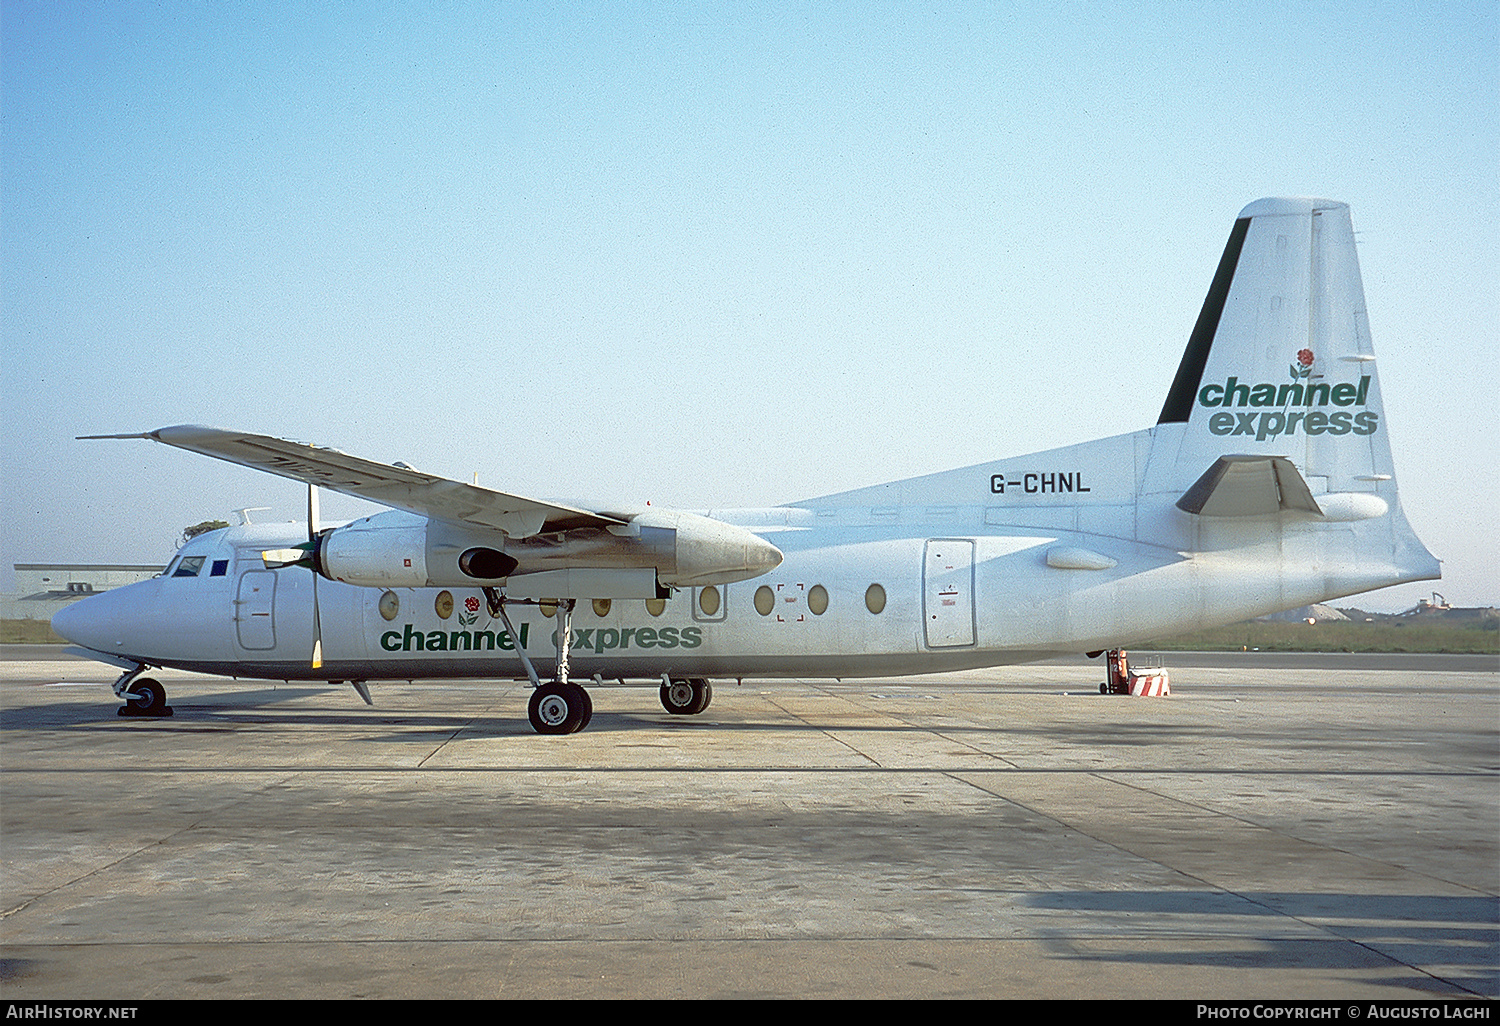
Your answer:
[50,598,88,644]
[51,589,127,652]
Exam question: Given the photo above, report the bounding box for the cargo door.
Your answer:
[923,539,975,648]
[235,570,277,650]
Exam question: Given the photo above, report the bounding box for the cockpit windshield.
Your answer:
[171,555,206,578]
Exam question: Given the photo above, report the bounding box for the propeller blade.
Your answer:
[311,596,323,670]
[309,483,323,670]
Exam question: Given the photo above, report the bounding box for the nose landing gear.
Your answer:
[112,665,172,717]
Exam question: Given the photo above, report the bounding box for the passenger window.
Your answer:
[210,559,229,577]
[754,585,775,616]
[172,556,206,578]
[693,585,727,622]
[699,586,720,617]
[808,584,828,615]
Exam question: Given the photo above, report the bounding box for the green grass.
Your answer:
[2,619,67,644]
[1144,618,1498,655]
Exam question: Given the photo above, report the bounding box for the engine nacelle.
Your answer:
[318,515,430,588]
[315,508,781,596]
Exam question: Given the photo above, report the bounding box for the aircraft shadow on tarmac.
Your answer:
[1030,890,1498,997]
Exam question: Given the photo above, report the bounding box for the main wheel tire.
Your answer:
[687,677,712,714]
[661,678,711,715]
[578,685,593,730]
[528,681,588,735]
[661,678,697,715]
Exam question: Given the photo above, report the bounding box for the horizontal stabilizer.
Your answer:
[1175,455,1322,517]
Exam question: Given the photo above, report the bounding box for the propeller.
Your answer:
[308,484,322,670]
[259,483,326,668]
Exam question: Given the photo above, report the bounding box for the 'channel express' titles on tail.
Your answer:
[1198,375,1378,441]
[378,622,704,653]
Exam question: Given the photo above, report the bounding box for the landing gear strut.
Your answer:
[488,589,593,736]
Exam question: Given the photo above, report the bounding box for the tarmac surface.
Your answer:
[1,650,1495,1000]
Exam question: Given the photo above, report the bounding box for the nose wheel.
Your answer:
[118,677,172,717]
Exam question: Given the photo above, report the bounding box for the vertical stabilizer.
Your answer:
[1152,198,1397,498]
[1143,198,1437,594]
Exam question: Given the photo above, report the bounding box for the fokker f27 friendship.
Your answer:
[54,198,1439,733]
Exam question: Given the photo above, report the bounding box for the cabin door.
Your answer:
[923,539,975,648]
[236,570,277,650]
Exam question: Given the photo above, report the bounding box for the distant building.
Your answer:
[2,563,163,621]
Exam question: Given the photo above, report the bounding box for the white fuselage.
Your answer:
[52,424,1435,684]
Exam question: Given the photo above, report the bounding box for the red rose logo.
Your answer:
[1291,349,1314,381]
[1297,349,1314,367]
[465,596,481,613]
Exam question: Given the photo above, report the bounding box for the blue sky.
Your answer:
[3,1,1496,611]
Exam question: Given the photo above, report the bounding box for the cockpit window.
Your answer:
[210,559,229,577]
[172,556,206,578]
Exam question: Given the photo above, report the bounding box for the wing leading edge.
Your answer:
[82,425,623,538]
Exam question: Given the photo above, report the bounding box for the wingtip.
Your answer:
[77,425,219,442]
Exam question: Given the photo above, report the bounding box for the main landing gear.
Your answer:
[489,590,591,736]
[485,587,714,735]
[112,665,172,717]
[528,680,593,735]
[660,676,712,715]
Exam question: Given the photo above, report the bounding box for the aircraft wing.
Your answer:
[82,425,624,538]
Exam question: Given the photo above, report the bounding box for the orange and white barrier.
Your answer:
[1128,671,1171,697]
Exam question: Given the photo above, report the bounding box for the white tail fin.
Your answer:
[1151,198,1395,496]
[1143,197,1437,595]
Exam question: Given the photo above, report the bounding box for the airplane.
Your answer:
[52,197,1440,734]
